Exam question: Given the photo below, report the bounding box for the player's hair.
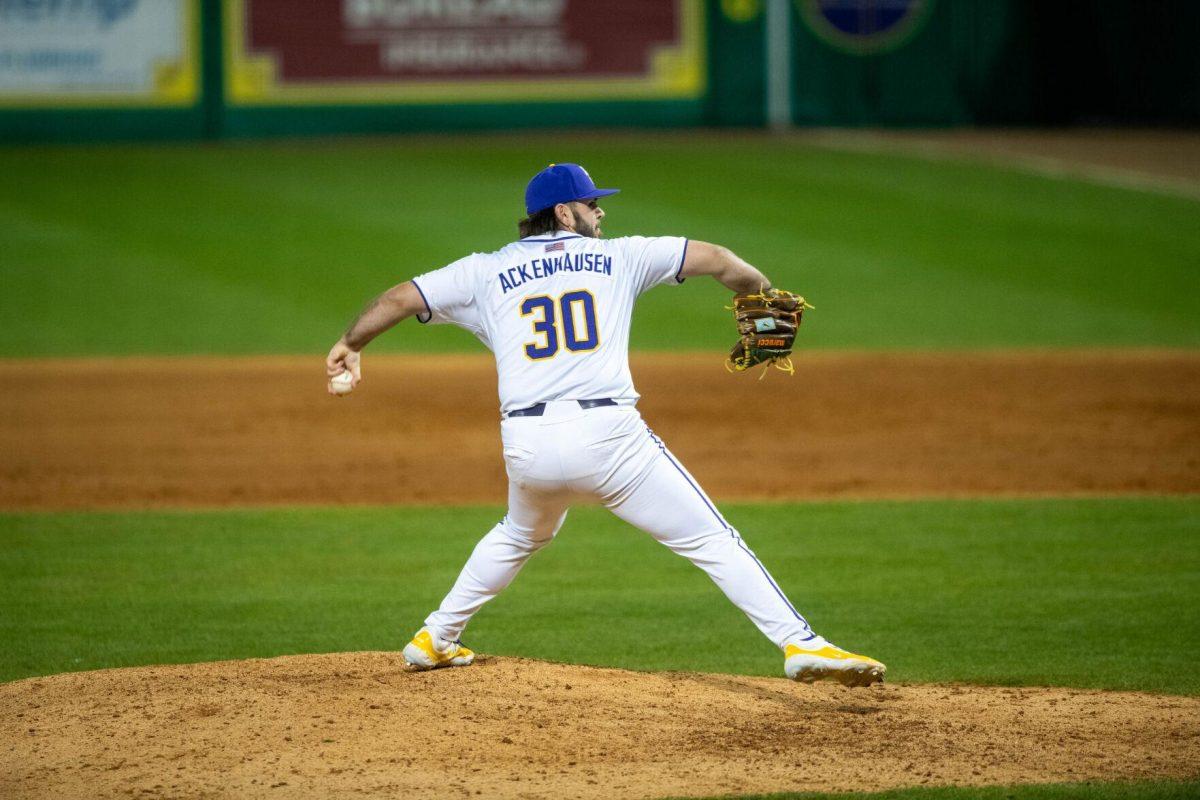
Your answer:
[517,207,560,238]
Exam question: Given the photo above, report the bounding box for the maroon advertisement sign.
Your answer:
[225,0,705,104]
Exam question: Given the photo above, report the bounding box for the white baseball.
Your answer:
[330,371,355,396]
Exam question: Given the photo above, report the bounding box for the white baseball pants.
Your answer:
[423,400,816,649]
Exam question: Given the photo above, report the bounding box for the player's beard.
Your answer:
[574,214,600,238]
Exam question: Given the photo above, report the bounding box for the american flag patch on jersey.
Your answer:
[544,241,565,252]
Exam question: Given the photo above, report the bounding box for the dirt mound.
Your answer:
[3,351,1198,510]
[2,653,1198,800]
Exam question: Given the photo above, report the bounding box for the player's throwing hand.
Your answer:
[325,340,361,396]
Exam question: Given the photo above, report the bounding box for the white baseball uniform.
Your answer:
[410,229,817,649]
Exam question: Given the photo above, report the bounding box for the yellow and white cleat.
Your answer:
[402,627,476,671]
[784,639,886,688]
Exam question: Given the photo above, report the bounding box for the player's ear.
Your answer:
[554,202,575,231]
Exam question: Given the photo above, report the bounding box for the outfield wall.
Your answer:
[1,0,1196,142]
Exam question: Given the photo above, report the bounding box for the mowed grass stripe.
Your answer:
[2,497,1197,694]
[0,136,1197,355]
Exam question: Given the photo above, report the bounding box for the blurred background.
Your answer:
[1,0,1198,356]
[2,0,1198,141]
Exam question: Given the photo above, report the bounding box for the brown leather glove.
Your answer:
[726,289,812,375]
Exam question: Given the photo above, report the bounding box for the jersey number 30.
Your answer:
[520,290,599,360]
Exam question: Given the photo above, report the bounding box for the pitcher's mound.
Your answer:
[3,652,1198,800]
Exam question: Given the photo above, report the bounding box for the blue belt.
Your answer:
[506,398,617,418]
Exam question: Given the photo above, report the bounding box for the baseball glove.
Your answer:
[726,288,812,376]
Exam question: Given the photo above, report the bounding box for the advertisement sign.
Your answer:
[0,0,198,107]
[225,0,705,104]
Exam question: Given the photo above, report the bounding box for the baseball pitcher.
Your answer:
[325,163,885,686]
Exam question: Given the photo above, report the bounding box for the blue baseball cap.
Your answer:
[525,163,620,215]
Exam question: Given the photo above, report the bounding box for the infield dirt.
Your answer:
[4,652,1199,800]
[5,350,1200,798]
[2,351,1198,509]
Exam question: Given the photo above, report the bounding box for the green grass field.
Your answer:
[1,135,1198,355]
[4,498,1199,798]
[3,137,1198,798]
[4,498,1197,693]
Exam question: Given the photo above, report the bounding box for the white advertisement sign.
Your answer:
[0,0,196,106]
